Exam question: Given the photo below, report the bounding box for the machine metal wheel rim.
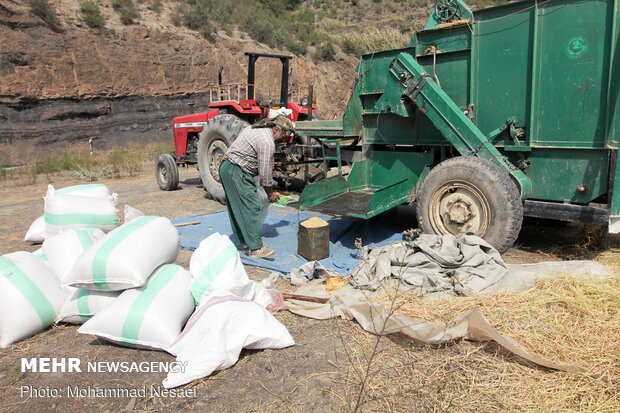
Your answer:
[157,162,168,184]
[429,180,491,237]
[206,137,228,183]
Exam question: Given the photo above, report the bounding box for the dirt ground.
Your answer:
[0,165,617,412]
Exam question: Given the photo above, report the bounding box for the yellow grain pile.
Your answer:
[301,217,328,228]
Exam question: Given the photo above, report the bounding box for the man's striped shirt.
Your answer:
[225,126,275,186]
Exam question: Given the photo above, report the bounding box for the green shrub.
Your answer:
[183,4,209,31]
[149,0,163,13]
[69,166,114,182]
[242,13,277,46]
[29,148,94,181]
[170,6,183,26]
[286,39,307,55]
[144,142,175,158]
[313,41,336,61]
[0,153,9,180]
[112,0,139,25]
[106,146,144,177]
[199,26,214,41]
[212,2,234,25]
[80,0,105,28]
[27,0,60,29]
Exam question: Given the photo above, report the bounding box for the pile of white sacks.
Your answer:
[1,183,293,388]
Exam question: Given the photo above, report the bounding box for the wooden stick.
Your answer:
[282,293,329,304]
[174,221,201,227]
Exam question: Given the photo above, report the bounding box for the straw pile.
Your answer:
[327,272,619,412]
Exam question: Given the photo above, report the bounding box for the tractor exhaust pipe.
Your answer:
[307,85,313,121]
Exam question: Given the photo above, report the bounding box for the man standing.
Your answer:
[219,115,297,258]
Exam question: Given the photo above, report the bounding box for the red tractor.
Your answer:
[155,52,316,203]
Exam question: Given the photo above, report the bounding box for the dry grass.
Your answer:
[0,142,174,184]
[332,272,619,412]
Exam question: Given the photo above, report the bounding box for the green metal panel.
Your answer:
[295,119,343,138]
[472,3,534,140]
[418,51,470,109]
[380,52,533,197]
[530,0,614,147]
[415,26,471,55]
[299,152,433,218]
[299,0,620,221]
[511,148,609,202]
[606,0,619,147]
[346,151,432,191]
[360,32,471,146]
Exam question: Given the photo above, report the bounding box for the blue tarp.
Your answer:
[172,206,410,275]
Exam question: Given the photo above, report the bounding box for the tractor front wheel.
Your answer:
[155,153,179,191]
[197,115,249,204]
[416,156,523,253]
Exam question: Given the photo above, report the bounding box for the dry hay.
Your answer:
[327,272,619,412]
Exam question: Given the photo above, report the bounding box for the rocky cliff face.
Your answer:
[0,0,357,157]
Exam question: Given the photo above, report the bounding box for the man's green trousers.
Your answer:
[219,159,263,250]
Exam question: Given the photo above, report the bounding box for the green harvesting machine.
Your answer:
[296,0,620,252]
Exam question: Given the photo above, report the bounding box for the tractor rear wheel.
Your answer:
[155,153,179,191]
[416,156,523,253]
[197,115,249,204]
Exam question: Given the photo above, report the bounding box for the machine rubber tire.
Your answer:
[155,153,179,191]
[197,114,249,204]
[416,156,523,253]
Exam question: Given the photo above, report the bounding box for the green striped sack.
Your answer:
[64,216,180,291]
[42,228,106,283]
[56,289,120,324]
[44,185,119,238]
[189,233,254,305]
[0,251,69,347]
[77,264,194,351]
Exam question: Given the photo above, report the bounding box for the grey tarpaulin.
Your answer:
[284,280,584,372]
[284,234,610,372]
[290,261,339,286]
[349,233,609,298]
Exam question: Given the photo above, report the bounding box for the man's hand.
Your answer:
[264,187,281,203]
[268,191,281,203]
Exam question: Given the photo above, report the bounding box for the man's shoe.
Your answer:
[248,245,275,258]
[243,243,266,255]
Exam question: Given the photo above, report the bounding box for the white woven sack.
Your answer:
[189,233,255,305]
[56,289,120,324]
[24,216,46,243]
[123,204,144,223]
[0,251,69,347]
[44,185,120,238]
[31,247,50,267]
[78,264,194,351]
[65,216,180,291]
[57,183,116,204]
[163,290,294,388]
[25,184,116,243]
[43,228,106,283]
